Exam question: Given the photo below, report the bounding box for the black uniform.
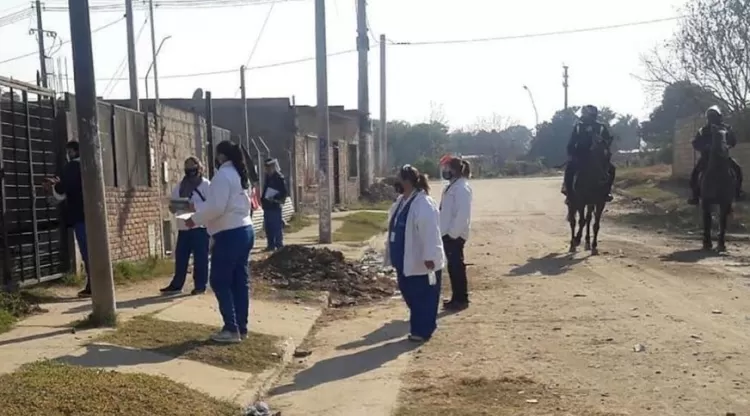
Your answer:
[562,121,616,199]
[688,123,743,202]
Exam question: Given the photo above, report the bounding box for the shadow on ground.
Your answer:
[660,249,722,263]
[335,320,408,351]
[269,339,419,395]
[506,253,585,277]
[56,343,175,368]
[63,294,188,315]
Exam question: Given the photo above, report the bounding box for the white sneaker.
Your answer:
[211,330,241,344]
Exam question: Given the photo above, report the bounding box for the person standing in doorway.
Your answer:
[384,165,445,342]
[261,158,288,251]
[439,157,473,311]
[161,157,211,296]
[43,141,90,298]
[185,140,254,343]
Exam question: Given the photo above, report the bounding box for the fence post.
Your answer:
[205,91,214,178]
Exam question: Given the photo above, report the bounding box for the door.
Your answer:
[0,77,67,288]
[332,142,341,205]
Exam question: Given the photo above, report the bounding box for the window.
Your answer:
[348,143,358,178]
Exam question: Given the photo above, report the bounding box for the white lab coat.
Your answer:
[439,177,472,240]
[383,191,446,277]
[191,162,252,236]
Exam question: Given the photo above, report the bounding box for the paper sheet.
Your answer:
[175,212,194,221]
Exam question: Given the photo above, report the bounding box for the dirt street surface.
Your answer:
[395,176,750,415]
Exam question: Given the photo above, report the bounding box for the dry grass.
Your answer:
[0,292,45,334]
[345,200,393,211]
[56,256,174,288]
[284,213,314,234]
[97,315,284,373]
[394,373,623,416]
[333,211,388,242]
[0,361,238,416]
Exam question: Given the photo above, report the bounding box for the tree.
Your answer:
[640,81,717,148]
[610,114,640,151]
[526,107,580,167]
[386,120,450,169]
[642,0,749,112]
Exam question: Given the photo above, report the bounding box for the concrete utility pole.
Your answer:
[356,0,373,192]
[315,0,332,244]
[205,91,215,178]
[67,0,116,325]
[240,66,251,152]
[33,0,48,88]
[563,65,569,110]
[379,33,387,176]
[148,0,160,117]
[125,0,139,110]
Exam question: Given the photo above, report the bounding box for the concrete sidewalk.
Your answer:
[0,277,325,405]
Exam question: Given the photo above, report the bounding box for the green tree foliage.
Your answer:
[640,81,717,148]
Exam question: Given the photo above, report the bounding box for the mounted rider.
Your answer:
[561,105,616,203]
[687,105,744,205]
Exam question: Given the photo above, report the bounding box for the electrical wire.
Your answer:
[43,0,304,12]
[0,6,33,28]
[234,1,276,96]
[389,16,682,46]
[0,15,125,65]
[102,16,149,96]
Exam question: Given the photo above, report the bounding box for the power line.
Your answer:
[243,2,275,67]
[102,16,149,97]
[0,6,33,28]
[43,0,304,12]
[0,16,125,65]
[389,16,682,46]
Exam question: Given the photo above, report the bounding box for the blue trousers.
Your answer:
[263,209,284,250]
[397,270,442,339]
[169,228,210,290]
[73,222,90,290]
[210,226,254,334]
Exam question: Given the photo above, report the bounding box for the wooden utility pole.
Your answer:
[379,33,387,175]
[356,0,373,192]
[563,65,569,110]
[125,0,139,110]
[33,0,48,88]
[67,0,116,325]
[315,0,332,243]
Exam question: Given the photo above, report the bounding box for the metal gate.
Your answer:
[0,76,68,288]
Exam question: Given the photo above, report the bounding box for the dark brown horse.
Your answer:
[700,125,735,252]
[567,137,611,255]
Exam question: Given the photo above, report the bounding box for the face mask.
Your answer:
[393,182,404,194]
[441,170,453,180]
[215,159,223,169]
[185,168,199,177]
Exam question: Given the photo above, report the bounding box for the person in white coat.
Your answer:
[185,140,254,344]
[161,157,211,296]
[439,157,473,311]
[384,165,446,342]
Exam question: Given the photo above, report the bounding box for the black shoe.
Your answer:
[606,194,614,202]
[443,300,469,311]
[687,197,699,205]
[160,286,182,295]
[190,288,206,296]
[77,289,91,298]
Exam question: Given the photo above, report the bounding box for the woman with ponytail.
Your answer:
[185,140,254,343]
[438,157,473,311]
[384,164,445,342]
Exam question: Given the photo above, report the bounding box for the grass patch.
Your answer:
[346,200,393,211]
[56,256,174,288]
[394,374,620,416]
[333,211,388,242]
[98,315,283,373]
[0,360,238,416]
[253,280,323,304]
[0,292,45,334]
[284,213,314,234]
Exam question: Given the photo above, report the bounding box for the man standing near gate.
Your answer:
[43,141,91,298]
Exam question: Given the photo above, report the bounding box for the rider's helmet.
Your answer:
[706,105,722,125]
[581,105,598,122]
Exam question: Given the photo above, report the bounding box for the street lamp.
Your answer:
[522,85,540,128]
[145,35,172,100]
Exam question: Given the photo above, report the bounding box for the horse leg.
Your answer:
[568,204,577,252]
[717,202,730,252]
[701,200,713,250]
[575,206,585,246]
[584,205,593,251]
[591,202,605,256]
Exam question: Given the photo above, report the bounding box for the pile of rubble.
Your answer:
[252,245,396,307]
[360,177,398,204]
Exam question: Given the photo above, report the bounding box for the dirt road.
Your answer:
[397,176,750,415]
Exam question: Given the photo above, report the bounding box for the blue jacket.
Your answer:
[261,172,288,211]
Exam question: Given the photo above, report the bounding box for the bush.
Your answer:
[413,157,439,178]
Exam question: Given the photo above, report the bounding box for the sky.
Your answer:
[0,0,689,129]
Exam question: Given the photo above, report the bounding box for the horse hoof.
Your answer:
[717,244,727,253]
[591,248,599,256]
[702,243,713,251]
[568,245,576,253]
[584,242,591,251]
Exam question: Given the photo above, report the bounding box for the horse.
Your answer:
[567,137,611,255]
[699,125,735,252]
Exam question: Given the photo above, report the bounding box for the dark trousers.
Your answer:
[690,157,743,197]
[263,208,284,250]
[397,271,442,339]
[564,160,616,194]
[443,235,468,303]
[210,226,254,335]
[169,228,210,291]
[73,222,90,291]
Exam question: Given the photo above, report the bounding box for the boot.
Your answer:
[687,191,699,205]
[737,189,746,201]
